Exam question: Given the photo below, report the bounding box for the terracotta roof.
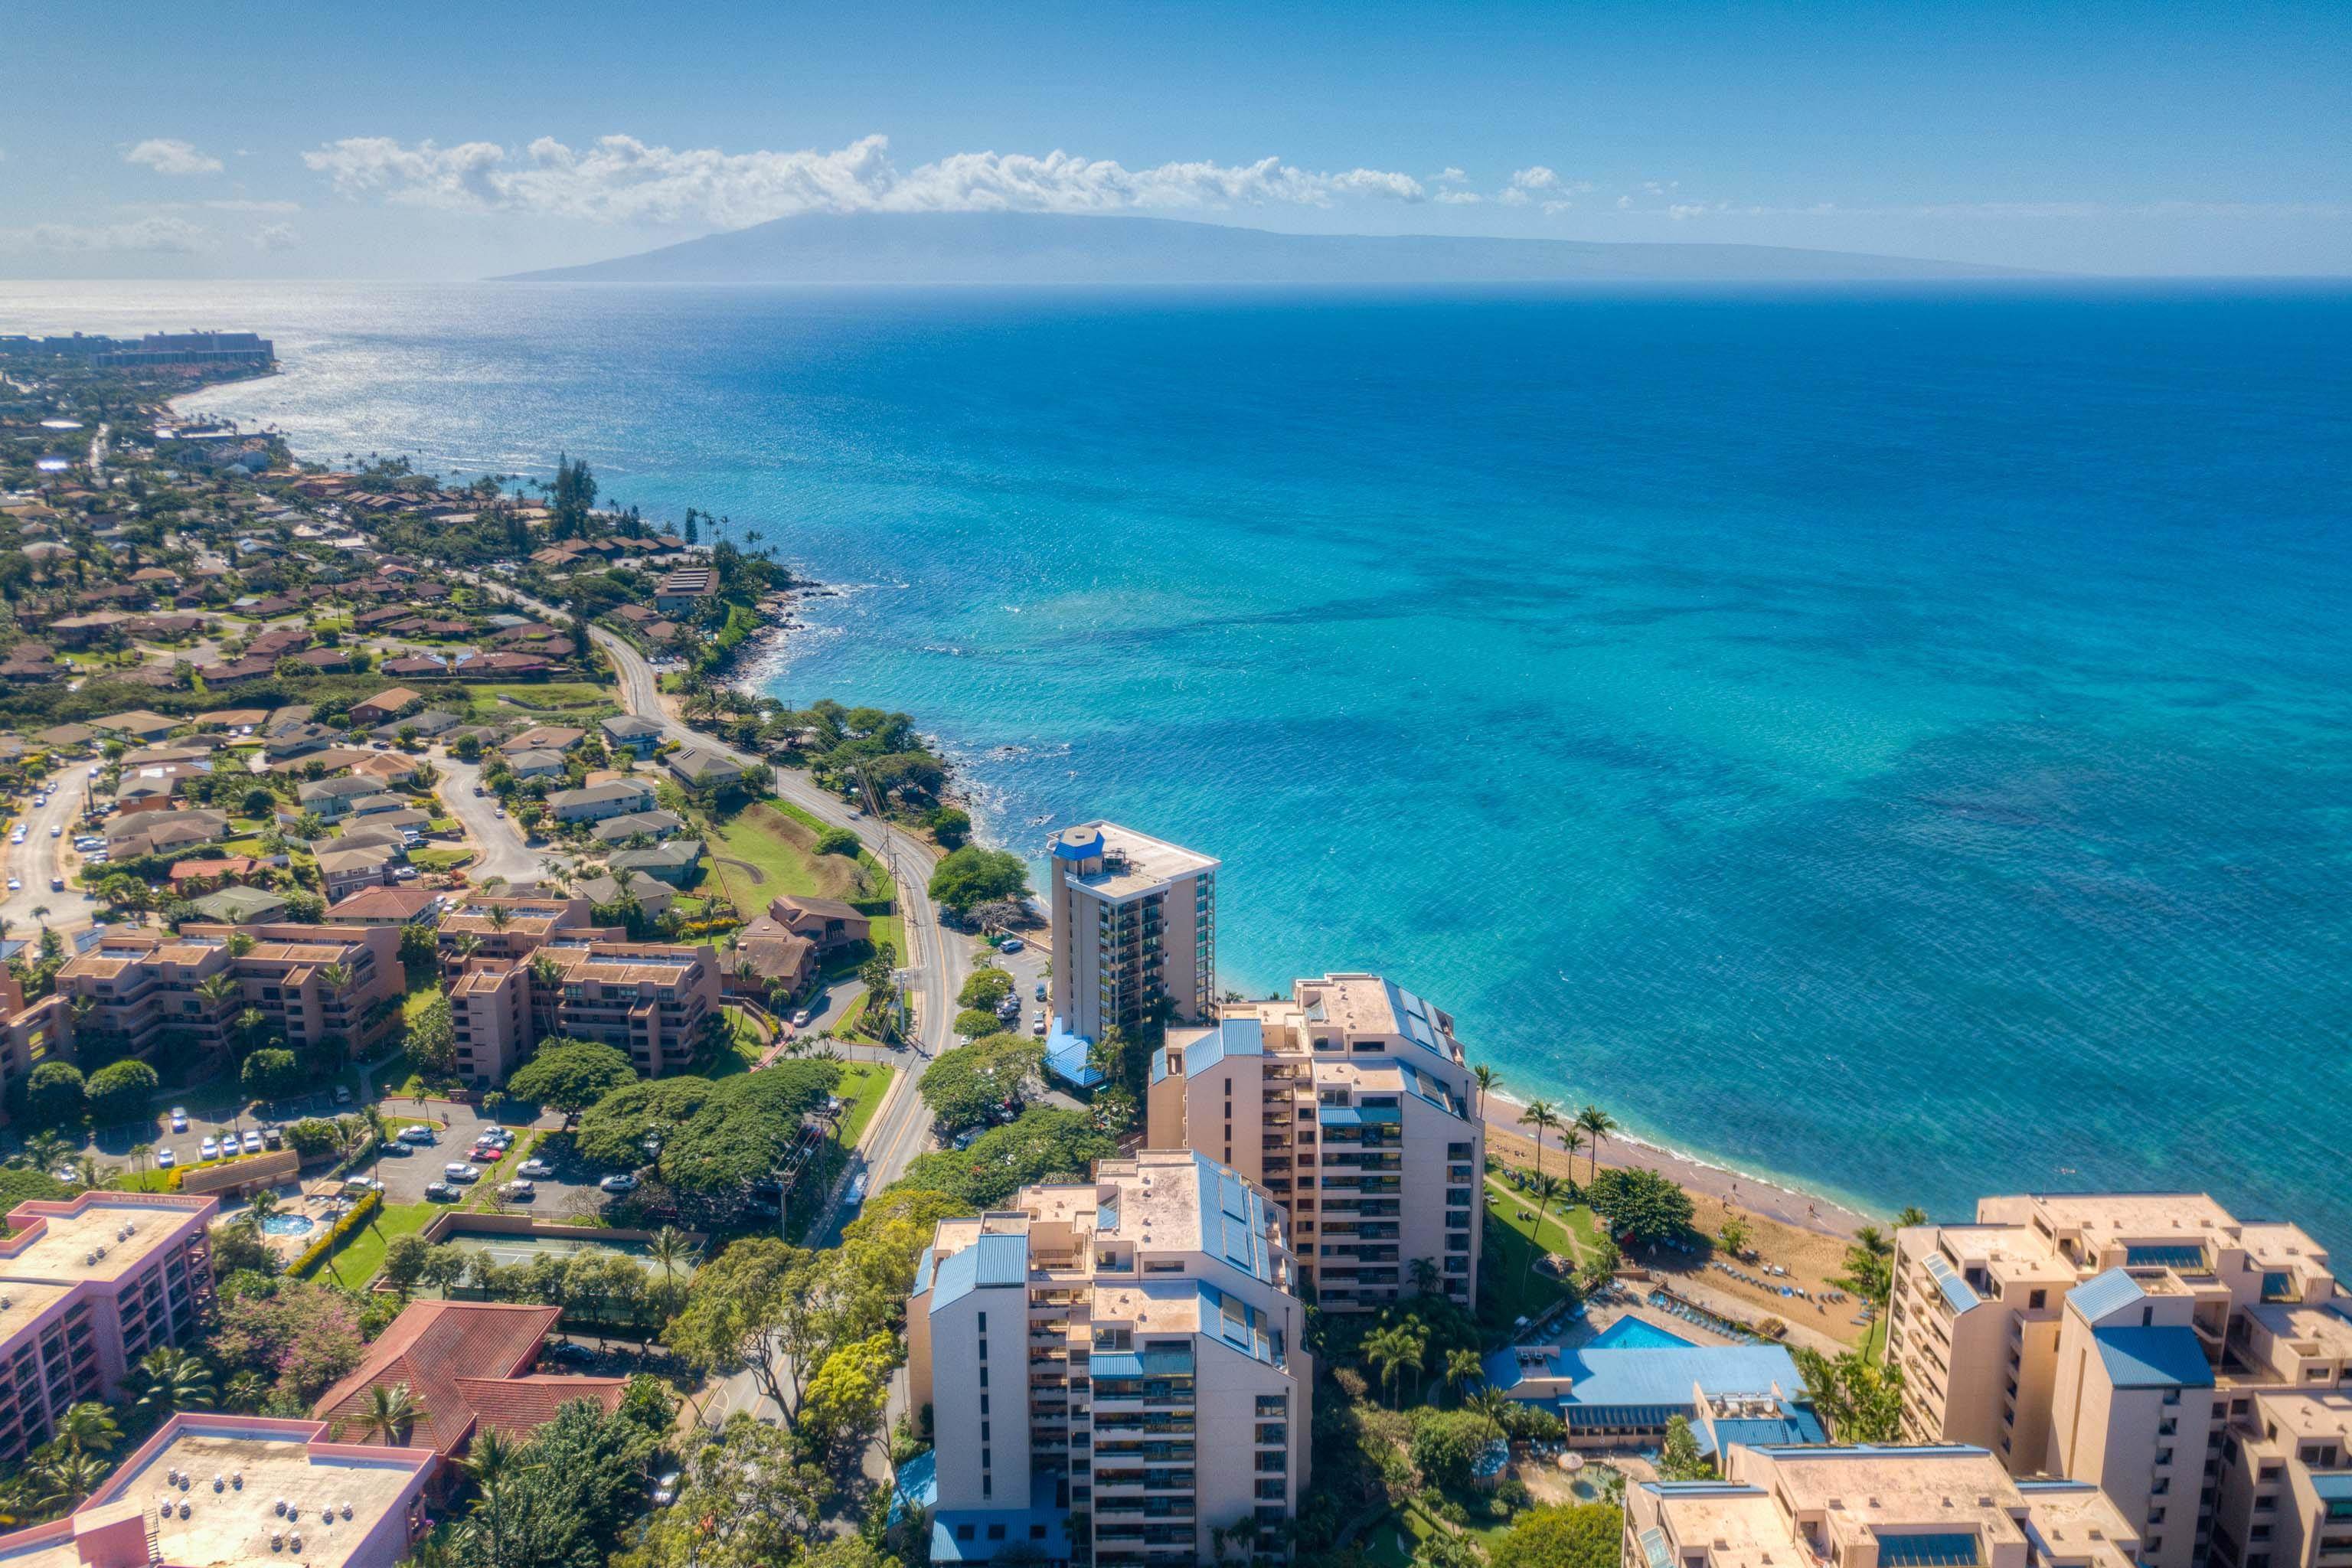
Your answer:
[326,884,443,920]
[313,1301,574,1457]
[455,1374,628,1440]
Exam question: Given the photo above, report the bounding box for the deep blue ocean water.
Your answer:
[10,280,2349,1242]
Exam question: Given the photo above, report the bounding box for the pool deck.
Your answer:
[1570,1286,1743,1350]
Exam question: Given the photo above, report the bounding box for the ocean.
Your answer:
[10,279,2350,1243]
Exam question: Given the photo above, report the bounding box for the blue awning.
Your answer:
[1318,1104,1402,1127]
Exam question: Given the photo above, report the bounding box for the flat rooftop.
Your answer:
[1,1197,214,1287]
[0,1420,427,1568]
[1054,821,1218,900]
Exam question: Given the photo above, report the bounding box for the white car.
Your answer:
[5,878,18,892]
[240,1129,263,1154]
[169,1107,188,1132]
[155,1147,177,1169]
[397,1125,436,1145]
[200,1136,220,1160]
[599,1172,639,1194]
[48,825,60,838]
[444,1163,481,1183]
[499,1180,536,1199]
[518,1158,554,1178]
[790,1008,812,1027]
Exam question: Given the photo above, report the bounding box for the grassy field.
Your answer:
[304,1200,436,1288]
[702,1008,771,1078]
[475,681,617,714]
[410,848,474,873]
[703,802,883,903]
[1864,1311,1889,1362]
[833,1060,893,1148]
[1485,1172,1608,1261]
[1480,1173,1607,1332]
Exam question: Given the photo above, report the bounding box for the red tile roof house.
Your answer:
[312,1301,626,1491]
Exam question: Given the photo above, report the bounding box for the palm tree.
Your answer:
[222,1370,269,1413]
[1363,1326,1413,1408]
[31,1449,109,1513]
[485,905,511,933]
[194,972,239,1014]
[647,1225,694,1286]
[1472,1063,1498,1121]
[136,1346,216,1415]
[1408,1256,1440,1296]
[452,931,482,961]
[128,1142,154,1181]
[1526,1173,1566,1291]
[1574,1104,1618,1186]
[1445,1348,1483,1406]
[1518,1099,1562,1181]
[54,1400,120,1457]
[359,1381,425,1446]
[246,1188,282,1226]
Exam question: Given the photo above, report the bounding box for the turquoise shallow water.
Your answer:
[12,279,2349,1243]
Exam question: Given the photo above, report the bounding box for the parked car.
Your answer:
[424,1181,458,1202]
[397,1125,436,1145]
[598,1172,639,1194]
[341,1177,382,1197]
[518,1158,554,1178]
[199,1136,220,1160]
[155,1147,177,1169]
[543,1341,595,1365]
[499,1180,535,1200]
[48,824,60,837]
[49,877,63,893]
[1031,1018,1047,1037]
[1034,982,1047,1001]
[653,1472,681,1506]
[444,1163,481,1183]
[169,1107,188,1132]
[333,1086,352,1104]
[240,1129,263,1155]
[998,937,1025,952]
[790,1008,812,1027]
[261,1125,283,1149]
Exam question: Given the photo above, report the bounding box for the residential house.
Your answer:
[315,844,399,902]
[591,809,688,844]
[297,774,385,821]
[665,745,743,791]
[653,567,716,614]
[599,714,664,756]
[574,870,675,920]
[349,687,422,727]
[763,893,872,956]
[188,885,291,925]
[547,777,658,824]
[501,725,586,756]
[607,839,702,887]
[505,748,568,781]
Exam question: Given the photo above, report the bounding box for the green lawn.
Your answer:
[1864,1311,1889,1363]
[702,802,886,903]
[304,1200,436,1288]
[410,848,474,872]
[833,1060,893,1148]
[1485,1172,1607,1262]
[475,681,617,714]
[702,1008,771,1078]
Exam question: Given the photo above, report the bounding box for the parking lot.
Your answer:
[361,1111,603,1217]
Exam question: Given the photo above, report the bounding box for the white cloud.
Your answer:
[1617,194,1634,210]
[1668,204,1709,220]
[1436,190,1482,205]
[253,223,300,251]
[205,198,302,213]
[3,217,212,253]
[1435,167,1468,185]
[301,132,1431,225]
[1509,165,1561,192]
[125,139,224,176]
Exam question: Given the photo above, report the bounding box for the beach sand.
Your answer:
[1484,1118,1876,1348]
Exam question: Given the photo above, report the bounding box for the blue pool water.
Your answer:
[257,1214,314,1237]
[1587,1317,1698,1351]
[14,278,2347,1245]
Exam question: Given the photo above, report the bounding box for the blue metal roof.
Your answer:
[1318,1103,1403,1127]
[1875,1532,1981,1566]
[928,1233,1029,1308]
[1698,1409,1831,1457]
[1197,1155,1274,1281]
[2092,1325,2213,1389]
[2068,1269,2148,1326]
[1044,1024,1104,1088]
[1923,1254,1981,1314]
[932,1476,1070,1563]
[1481,1342,1811,1411]
[1162,1018,1263,1082]
[911,1247,937,1296]
[889,1449,938,1525]
[1198,1281,1282,1365]
[1091,1344,1194,1379]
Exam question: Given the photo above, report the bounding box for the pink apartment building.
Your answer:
[0,1192,219,1465]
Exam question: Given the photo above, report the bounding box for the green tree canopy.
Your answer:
[84,1058,160,1125]
[240,1047,302,1101]
[508,1040,636,1125]
[919,1032,1043,1132]
[1586,1166,1695,1243]
[23,1060,87,1128]
[900,1106,1116,1208]
[1409,1408,1503,1491]
[926,846,1028,920]
[1489,1504,1625,1568]
[956,968,1013,1011]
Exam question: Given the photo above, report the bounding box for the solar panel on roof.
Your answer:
[1876,1534,1980,1566]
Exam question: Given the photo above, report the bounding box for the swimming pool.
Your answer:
[258,1214,315,1237]
[1588,1316,1695,1351]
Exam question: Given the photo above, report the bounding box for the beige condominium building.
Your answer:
[448,939,722,1084]
[907,1150,1312,1568]
[1047,824,1217,1046]
[1624,1442,2141,1568]
[1148,973,1481,1313]
[1888,1193,2352,1568]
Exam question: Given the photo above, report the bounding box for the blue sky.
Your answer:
[5,0,2347,277]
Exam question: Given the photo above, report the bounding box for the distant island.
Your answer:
[496,209,2026,286]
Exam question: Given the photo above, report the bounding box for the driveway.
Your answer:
[0,772,101,933]
[435,753,567,887]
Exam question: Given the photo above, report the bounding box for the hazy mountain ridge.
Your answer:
[497,210,2027,284]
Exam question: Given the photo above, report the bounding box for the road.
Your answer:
[436,754,568,887]
[0,771,100,934]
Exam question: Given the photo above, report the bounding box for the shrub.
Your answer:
[289,1188,382,1279]
[24,1060,87,1128]
[85,1059,160,1125]
[285,1119,342,1158]
[813,825,860,857]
